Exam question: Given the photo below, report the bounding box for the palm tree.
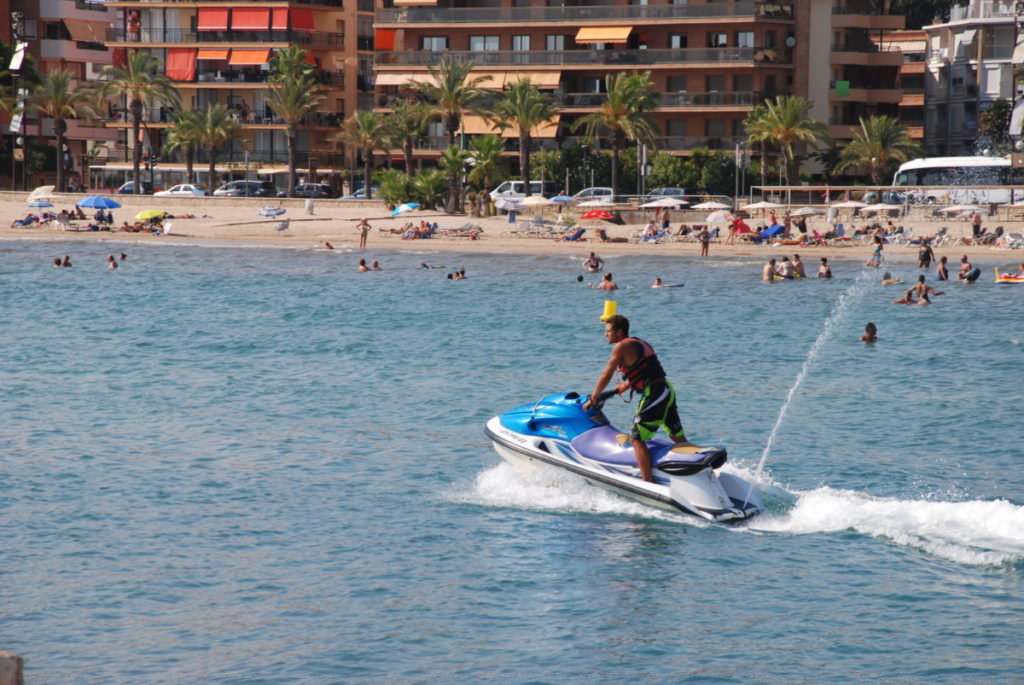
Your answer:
[490,79,556,197]
[163,108,204,185]
[339,110,387,200]
[438,144,471,213]
[835,115,920,185]
[385,99,430,175]
[267,45,322,197]
[411,56,493,148]
[99,50,180,193]
[29,69,96,192]
[195,104,242,190]
[744,95,827,187]
[467,134,505,214]
[571,71,660,198]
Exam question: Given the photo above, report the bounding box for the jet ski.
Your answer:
[485,391,762,523]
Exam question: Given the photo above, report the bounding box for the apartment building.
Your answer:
[876,29,927,146]
[9,0,119,187]
[797,0,904,148]
[373,0,797,166]
[924,0,1023,156]
[102,0,375,185]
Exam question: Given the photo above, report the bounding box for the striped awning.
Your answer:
[575,26,633,44]
[197,48,229,60]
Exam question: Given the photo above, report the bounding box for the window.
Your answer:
[546,34,565,51]
[706,75,725,91]
[764,31,776,49]
[707,32,728,48]
[667,75,687,92]
[512,35,530,51]
[764,74,776,94]
[705,119,725,137]
[427,120,444,137]
[470,35,500,52]
[667,120,686,136]
[734,74,752,91]
[421,36,447,51]
[669,33,687,49]
[735,31,754,48]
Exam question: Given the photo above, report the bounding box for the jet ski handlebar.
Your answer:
[588,389,620,409]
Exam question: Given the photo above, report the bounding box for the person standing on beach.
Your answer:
[583,314,688,483]
[698,226,710,257]
[356,217,371,250]
[970,211,982,239]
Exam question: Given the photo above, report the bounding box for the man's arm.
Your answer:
[583,344,625,409]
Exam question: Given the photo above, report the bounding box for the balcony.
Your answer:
[103,109,342,129]
[833,87,903,103]
[377,1,792,26]
[106,27,344,48]
[831,2,904,30]
[831,48,903,67]
[657,136,744,151]
[187,69,344,87]
[377,47,780,69]
[374,90,761,111]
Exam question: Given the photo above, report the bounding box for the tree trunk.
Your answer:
[208,154,216,192]
[404,139,414,176]
[131,100,143,194]
[55,119,66,193]
[286,129,296,197]
[519,128,530,196]
[611,139,621,199]
[363,148,373,200]
[185,145,195,185]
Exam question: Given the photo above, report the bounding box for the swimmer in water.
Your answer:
[652,277,664,288]
[860,322,877,343]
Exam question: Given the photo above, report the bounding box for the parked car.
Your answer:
[573,186,614,203]
[645,187,687,200]
[212,180,279,197]
[341,186,380,199]
[290,183,336,198]
[154,183,208,197]
[488,180,557,203]
[116,181,153,194]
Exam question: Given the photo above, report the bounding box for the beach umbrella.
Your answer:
[134,209,167,221]
[391,202,420,216]
[640,197,688,208]
[77,196,121,209]
[258,206,287,218]
[519,195,553,207]
[705,210,733,222]
[760,224,785,239]
[580,209,615,221]
[790,206,823,217]
[494,197,521,211]
[28,200,54,208]
[744,200,784,210]
[691,200,731,210]
[28,185,61,202]
[830,200,867,209]
[861,203,902,214]
[550,194,575,205]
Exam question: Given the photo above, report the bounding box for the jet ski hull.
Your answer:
[485,398,762,523]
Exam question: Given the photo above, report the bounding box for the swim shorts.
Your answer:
[631,379,686,442]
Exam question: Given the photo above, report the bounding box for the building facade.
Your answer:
[924,0,1023,156]
[373,0,797,169]
[101,0,375,187]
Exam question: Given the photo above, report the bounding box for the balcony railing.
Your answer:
[377,47,782,68]
[191,69,343,86]
[375,90,762,110]
[831,1,896,15]
[378,1,793,24]
[104,109,342,127]
[106,27,344,48]
[949,0,1017,20]
[406,135,743,153]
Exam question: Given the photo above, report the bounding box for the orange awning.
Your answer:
[197,7,229,31]
[375,72,434,87]
[394,0,438,5]
[229,49,271,66]
[197,48,229,60]
[291,8,315,32]
[501,115,560,139]
[375,29,396,51]
[575,26,633,44]
[471,72,505,89]
[461,115,501,136]
[271,8,288,30]
[503,72,561,89]
[232,8,269,31]
[166,48,197,82]
[63,18,109,43]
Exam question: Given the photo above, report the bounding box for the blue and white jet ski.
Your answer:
[485,391,762,523]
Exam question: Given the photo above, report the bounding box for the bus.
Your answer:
[890,156,1024,205]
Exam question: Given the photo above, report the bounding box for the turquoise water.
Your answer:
[2,240,1023,683]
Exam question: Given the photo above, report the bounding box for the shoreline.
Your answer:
[3,192,1022,264]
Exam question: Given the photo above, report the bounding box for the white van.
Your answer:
[489,180,556,203]
[574,187,614,204]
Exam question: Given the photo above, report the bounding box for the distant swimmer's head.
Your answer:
[918,274,926,283]
[576,275,584,282]
[883,271,892,280]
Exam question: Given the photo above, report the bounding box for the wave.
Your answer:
[467,462,1024,566]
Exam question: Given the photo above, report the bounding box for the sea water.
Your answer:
[2,240,1022,684]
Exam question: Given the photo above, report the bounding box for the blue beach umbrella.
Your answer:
[77,196,121,209]
[550,194,575,205]
[28,200,54,208]
[391,202,419,216]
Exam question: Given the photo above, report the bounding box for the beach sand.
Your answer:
[3,191,1022,264]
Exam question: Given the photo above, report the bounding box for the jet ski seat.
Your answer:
[571,425,727,473]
